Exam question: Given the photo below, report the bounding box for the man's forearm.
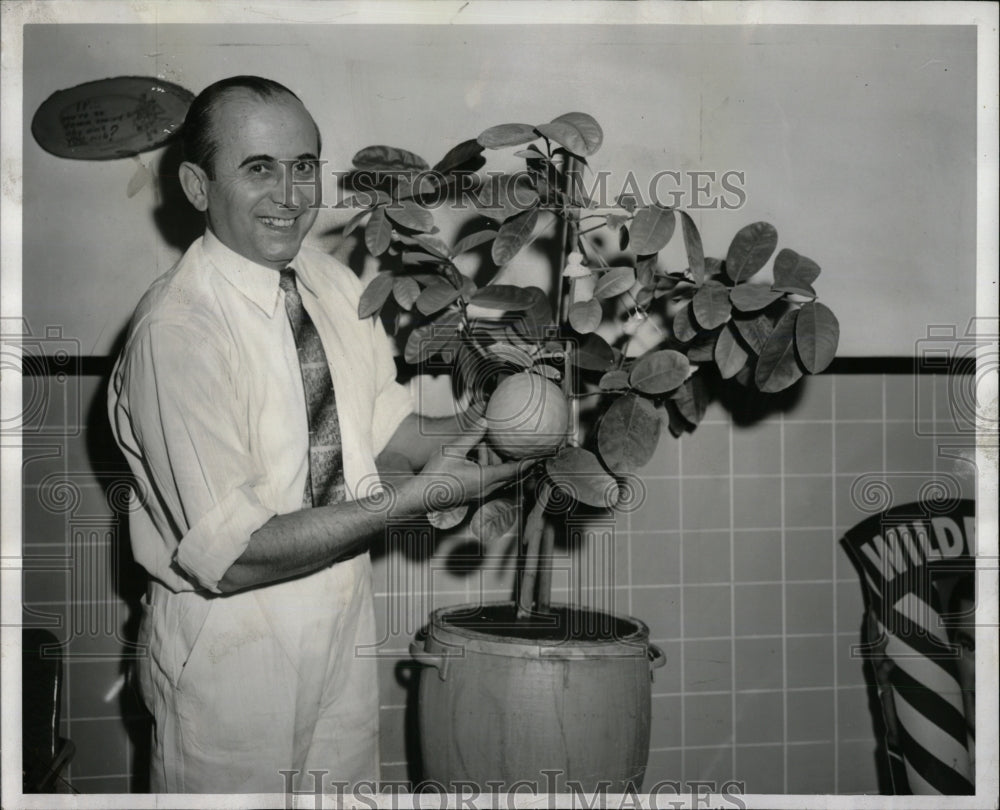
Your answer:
[216,479,425,593]
[216,415,519,594]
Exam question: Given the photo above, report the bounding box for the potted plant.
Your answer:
[345,113,839,793]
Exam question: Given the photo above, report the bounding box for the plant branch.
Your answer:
[536,518,557,612]
[554,155,579,327]
[516,481,551,619]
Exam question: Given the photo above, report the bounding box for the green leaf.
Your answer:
[401,251,440,267]
[679,212,705,285]
[535,112,603,157]
[352,189,392,210]
[358,272,395,319]
[341,208,369,239]
[672,302,698,342]
[364,207,392,256]
[416,281,463,316]
[427,505,469,530]
[352,144,429,172]
[755,309,804,392]
[714,323,749,379]
[403,313,462,364]
[392,277,421,311]
[599,370,630,391]
[486,343,534,369]
[514,145,545,159]
[671,375,709,428]
[395,173,439,201]
[687,329,719,363]
[773,248,821,294]
[725,222,778,283]
[409,271,445,286]
[478,123,539,150]
[409,234,452,259]
[568,299,603,334]
[546,447,619,508]
[733,312,774,354]
[471,285,539,311]
[570,333,615,372]
[795,301,839,373]
[593,266,636,300]
[459,275,477,300]
[597,394,661,473]
[474,175,540,222]
[730,284,783,312]
[629,349,690,394]
[510,286,554,341]
[628,205,676,255]
[635,256,658,289]
[692,280,732,329]
[453,229,498,256]
[384,200,434,233]
[432,139,486,174]
[469,498,520,543]
[492,207,539,266]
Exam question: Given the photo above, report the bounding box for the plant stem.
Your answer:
[554,155,578,327]
[536,518,557,612]
[558,155,583,450]
[516,153,580,621]
[516,481,550,619]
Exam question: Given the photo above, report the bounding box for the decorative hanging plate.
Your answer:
[31,76,194,160]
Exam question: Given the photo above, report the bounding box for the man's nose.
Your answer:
[271,163,313,209]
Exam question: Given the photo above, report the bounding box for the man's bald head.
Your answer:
[182,76,322,178]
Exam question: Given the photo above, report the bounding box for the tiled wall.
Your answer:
[19,369,975,794]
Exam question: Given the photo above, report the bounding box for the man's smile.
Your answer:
[259,215,299,229]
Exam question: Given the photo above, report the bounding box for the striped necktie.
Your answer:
[279,268,346,507]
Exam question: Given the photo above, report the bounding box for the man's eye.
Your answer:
[249,163,272,174]
[294,161,317,176]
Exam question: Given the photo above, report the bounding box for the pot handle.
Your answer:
[648,643,666,679]
[409,639,448,681]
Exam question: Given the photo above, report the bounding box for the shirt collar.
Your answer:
[202,229,307,317]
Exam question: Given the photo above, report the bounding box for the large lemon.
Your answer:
[485,372,570,459]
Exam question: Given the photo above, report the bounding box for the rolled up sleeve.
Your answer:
[127,319,276,593]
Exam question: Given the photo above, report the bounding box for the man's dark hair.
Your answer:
[182,76,320,178]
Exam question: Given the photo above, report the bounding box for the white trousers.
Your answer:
[138,553,379,793]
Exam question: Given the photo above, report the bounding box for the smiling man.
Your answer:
[108,76,520,794]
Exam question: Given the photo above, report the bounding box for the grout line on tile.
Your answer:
[729,416,737,773]
[832,372,840,793]
[678,433,686,779]
[780,407,788,793]
[66,774,133,781]
[648,738,851,754]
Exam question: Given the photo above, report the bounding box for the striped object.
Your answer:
[280,268,346,507]
[841,499,975,795]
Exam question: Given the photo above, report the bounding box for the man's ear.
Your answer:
[178,161,210,212]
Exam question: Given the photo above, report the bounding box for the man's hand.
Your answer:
[395,419,523,515]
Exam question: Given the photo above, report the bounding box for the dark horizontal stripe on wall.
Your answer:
[828,356,975,375]
[19,354,975,376]
[20,355,116,377]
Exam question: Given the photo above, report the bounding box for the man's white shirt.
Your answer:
[109,229,413,593]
